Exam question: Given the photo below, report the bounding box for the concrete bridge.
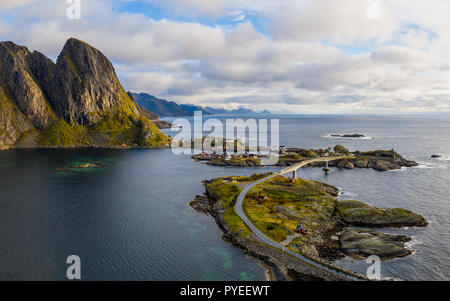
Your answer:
[280,156,354,179]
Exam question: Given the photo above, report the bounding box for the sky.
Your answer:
[0,0,450,114]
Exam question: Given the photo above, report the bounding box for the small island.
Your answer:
[190,173,427,280]
[193,145,419,172]
[331,134,366,138]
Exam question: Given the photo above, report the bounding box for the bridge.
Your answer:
[280,156,354,179]
[234,155,363,281]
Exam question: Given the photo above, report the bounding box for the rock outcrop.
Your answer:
[0,42,56,129]
[338,228,412,260]
[328,149,419,171]
[0,38,170,148]
[335,200,428,228]
[48,38,139,125]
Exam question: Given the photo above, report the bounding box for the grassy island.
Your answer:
[191,172,428,280]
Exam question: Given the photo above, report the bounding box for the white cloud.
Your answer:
[0,0,450,113]
[268,0,396,44]
[0,0,38,10]
[158,0,226,18]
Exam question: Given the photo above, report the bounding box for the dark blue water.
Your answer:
[0,114,449,280]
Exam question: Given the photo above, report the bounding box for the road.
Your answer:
[234,156,363,281]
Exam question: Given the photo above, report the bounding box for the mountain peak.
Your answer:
[0,39,170,148]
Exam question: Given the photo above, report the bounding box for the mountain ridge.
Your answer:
[131,92,272,117]
[0,38,170,149]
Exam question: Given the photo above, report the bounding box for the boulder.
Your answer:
[373,160,391,171]
[339,228,412,260]
[353,159,369,168]
[339,161,354,169]
[189,195,211,214]
[335,200,428,228]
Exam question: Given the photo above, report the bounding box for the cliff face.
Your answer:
[0,42,55,130]
[0,38,170,148]
[49,38,139,125]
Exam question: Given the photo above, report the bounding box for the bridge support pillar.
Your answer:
[323,161,330,173]
[292,170,297,180]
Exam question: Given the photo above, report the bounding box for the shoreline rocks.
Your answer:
[189,195,211,214]
[338,228,412,260]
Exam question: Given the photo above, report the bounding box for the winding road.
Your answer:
[234,156,363,281]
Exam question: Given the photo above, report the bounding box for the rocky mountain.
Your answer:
[0,38,170,149]
[131,92,271,117]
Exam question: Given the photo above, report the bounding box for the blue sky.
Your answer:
[0,0,449,113]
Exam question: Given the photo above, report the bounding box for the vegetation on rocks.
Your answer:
[0,38,170,149]
[334,145,350,155]
[39,120,89,147]
[335,200,428,228]
[194,173,427,263]
[244,176,339,258]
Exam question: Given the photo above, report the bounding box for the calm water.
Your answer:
[1,114,449,280]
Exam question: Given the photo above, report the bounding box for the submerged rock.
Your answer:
[339,228,412,260]
[335,200,428,228]
[69,163,104,169]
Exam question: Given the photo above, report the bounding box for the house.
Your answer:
[255,195,267,202]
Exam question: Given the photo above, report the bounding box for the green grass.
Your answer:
[39,120,89,147]
[243,176,337,245]
[205,178,252,237]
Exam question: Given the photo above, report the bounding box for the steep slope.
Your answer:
[0,38,170,149]
[0,42,56,129]
[48,38,139,125]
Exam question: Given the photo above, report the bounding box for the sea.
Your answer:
[0,114,449,280]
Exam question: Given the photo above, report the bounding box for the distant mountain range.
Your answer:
[131,92,271,117]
